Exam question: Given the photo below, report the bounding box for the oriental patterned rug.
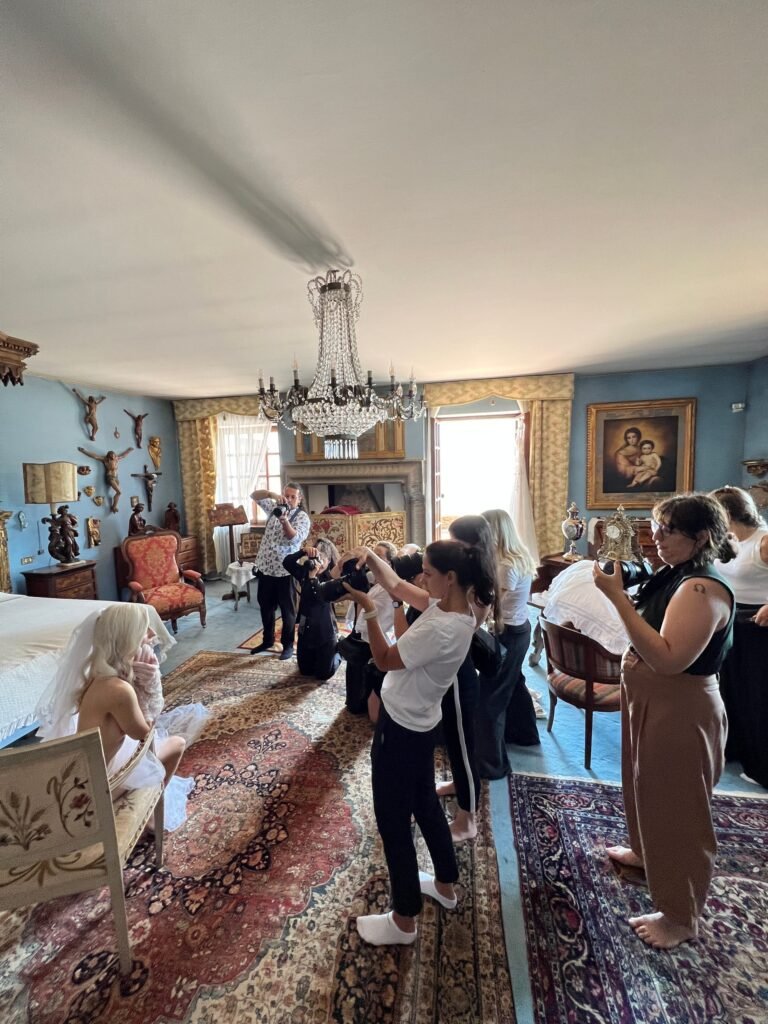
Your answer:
[509,772,768,1024]
[0,652,514,1024]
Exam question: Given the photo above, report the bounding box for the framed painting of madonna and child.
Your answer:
[586,398,696,509]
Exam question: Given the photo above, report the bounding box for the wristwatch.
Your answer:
[392,600,403,608]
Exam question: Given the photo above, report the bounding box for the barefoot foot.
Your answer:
[450,810,477,843]
[436,780,456,798]
[628,912,697,949]
[607,845,644,869]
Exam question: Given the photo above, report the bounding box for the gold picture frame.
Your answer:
[295,419,405,462]
[586,398,696,509]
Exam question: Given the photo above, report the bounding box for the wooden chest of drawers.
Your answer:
[23,562,98,601]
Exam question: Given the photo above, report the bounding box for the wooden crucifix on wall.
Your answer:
[131,464,162,512]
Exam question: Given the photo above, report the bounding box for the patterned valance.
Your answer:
[173,396,273,422]
[422,373,574,406]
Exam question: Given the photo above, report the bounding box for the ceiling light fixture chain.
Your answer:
[256,269,426,459]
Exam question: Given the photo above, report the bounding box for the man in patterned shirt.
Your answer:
[249,483,311,660]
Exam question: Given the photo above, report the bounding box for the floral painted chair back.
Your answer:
[0,728,164,975]
[0,730,115,885]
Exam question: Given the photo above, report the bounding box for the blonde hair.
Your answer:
[481,508,537,578]
[87,604,150,687]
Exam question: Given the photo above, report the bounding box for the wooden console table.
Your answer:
[23,562,98,601]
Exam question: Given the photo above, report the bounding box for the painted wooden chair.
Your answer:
[0,728,164,975]
[121,529,206,634]
[540,616,622,770]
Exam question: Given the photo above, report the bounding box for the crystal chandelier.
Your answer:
[257,269,426,459]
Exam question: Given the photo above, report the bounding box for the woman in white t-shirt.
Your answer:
[711,485,768,787]
[343,540,496,946]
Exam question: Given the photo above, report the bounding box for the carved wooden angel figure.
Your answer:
[124,409,149,448]
[77,446,134,513]
[72,388,106,440]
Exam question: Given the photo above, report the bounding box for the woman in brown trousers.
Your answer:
[593,493,736,949]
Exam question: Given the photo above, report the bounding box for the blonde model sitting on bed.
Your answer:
[37,604,209,830]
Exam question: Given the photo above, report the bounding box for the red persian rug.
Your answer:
[508,772,768,1024]
[1,652,514,1024]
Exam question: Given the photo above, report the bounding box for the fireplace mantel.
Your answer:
[282,459,426,546]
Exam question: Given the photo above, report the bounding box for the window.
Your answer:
[432,414,521,539]
[251,426,282,521]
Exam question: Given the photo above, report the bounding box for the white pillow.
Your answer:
[543,560,629,655]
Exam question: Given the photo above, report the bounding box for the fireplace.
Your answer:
[282,459,426,546]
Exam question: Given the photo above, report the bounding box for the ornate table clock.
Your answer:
[596,505,637,563]
[561,501,585,561]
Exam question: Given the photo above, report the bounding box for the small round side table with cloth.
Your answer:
[226,561,257,611]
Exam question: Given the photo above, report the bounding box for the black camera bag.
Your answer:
[470,627,504,677]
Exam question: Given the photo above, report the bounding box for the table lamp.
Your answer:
[22,461,80,565]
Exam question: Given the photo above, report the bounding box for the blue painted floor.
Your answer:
[164,583,765,1024]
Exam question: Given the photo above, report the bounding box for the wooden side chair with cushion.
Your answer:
[0,728,164,975]
[540,616,622,770]
[121,529,206,634]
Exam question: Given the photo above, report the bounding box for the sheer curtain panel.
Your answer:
[213,414,271,572]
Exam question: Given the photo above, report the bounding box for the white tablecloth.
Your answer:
[226,561,257,589]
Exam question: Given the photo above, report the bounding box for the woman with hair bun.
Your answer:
[711,485,768,787]
[594,493,737,949]
[343,539,495,946]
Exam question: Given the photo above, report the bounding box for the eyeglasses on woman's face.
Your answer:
[650,518,679,539]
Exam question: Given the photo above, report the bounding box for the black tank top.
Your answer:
[633,561,735,675]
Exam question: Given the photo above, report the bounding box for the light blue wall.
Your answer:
[0,376,182,599]
[567,364,751,532]
[744,355,768,479]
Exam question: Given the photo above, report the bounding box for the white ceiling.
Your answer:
[2,0,767,398]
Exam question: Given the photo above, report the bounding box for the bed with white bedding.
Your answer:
[0,592,171,745]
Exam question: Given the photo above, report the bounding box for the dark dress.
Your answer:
[282,552,341,681]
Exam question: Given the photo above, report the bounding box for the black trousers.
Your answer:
[297,634,341,681]
[372,706,458,917]
[719,604,768,788]
[440,655,481,813]
[257,573,299,648]
[475,621,538,779]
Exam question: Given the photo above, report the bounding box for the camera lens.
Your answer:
[315,557,371,604]
[272,504,288,518]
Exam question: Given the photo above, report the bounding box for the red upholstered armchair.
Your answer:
[121,530,206,634]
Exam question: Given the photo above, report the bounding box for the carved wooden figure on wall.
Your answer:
[147,436,162,470]
[77,446,134,513]
[72,388,106,440]
[131,464,161,511]
[124,409,149,448]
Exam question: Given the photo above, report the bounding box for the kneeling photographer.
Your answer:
[283,539,343,681]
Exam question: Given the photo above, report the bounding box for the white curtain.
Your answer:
[213,413,271,572]
[510,408,540,565]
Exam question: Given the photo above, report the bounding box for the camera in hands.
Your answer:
[316,556,373,603]
[601,557,654,588]
[272,503,288,518]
